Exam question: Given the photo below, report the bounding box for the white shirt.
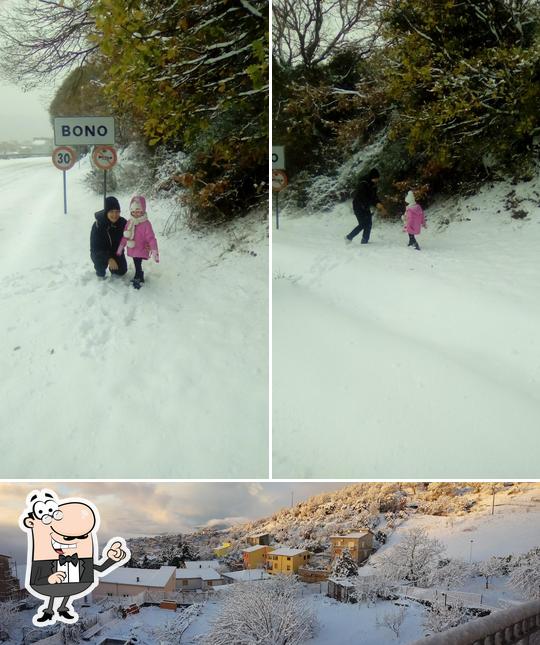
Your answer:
[56,558,80,583]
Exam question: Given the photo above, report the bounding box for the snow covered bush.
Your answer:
[152,604,203,644]
[200,575,317,645]
[376,605,407,639]
[422,598,469,635]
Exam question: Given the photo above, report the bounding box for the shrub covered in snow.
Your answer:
[200,575,317,645]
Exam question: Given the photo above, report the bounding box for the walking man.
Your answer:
[345,168,386,244]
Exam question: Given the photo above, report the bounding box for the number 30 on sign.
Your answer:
[52,146,77,171]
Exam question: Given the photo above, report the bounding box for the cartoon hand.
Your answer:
[107,541,127,562]
[48,571,66,584]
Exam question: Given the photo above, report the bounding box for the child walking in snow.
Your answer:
[117,195,159,289]
[403,190,426,250]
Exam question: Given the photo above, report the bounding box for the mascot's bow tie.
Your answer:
[58,554,79,566]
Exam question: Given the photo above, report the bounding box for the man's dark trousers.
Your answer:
[91,253,127,277]
[346,209,372,242]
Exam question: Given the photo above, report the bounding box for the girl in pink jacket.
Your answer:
[403,190,426,250]
[117,195,159,289]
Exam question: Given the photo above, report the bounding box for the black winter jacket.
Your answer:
[352,178,379,217]
[90,211,127,263]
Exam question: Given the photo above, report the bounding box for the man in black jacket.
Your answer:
[345,168,386,244]
[90,196,128,277]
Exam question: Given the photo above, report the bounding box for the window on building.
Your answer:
[182,580,188,586]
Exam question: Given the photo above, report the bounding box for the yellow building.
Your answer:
[213,542,232,557]
[267,548,310,575]
[242,545,271,569]
[330,530,374,565]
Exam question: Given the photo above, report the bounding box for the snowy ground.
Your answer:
[272,173,540,478]
[0,156,268,477]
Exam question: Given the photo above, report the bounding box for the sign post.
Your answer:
[272,169,288,230]
[272,146,285,170]
[91,145,118,206]
[52,146,77,214]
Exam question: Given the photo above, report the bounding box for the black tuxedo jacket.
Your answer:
[30,557,115,586]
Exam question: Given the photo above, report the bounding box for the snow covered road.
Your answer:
[0,157,268,478]
[272,183,540,478]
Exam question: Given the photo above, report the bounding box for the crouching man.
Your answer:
[90,196,128,278]
[20,489,130,626]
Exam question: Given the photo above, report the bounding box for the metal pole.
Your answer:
[276,191,280,229]
[63,170,67,214]
[103,169,107,208]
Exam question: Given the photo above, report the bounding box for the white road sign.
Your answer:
[54,116,115,145]
[272,146,285,170]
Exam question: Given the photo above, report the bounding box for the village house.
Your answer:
[242,545,271,570]
[246,532,271,546]
[93,566,176,600]
[222,569,271,584]
[175,568,223,591]
[267,548,310,575]
[330,530,374,565]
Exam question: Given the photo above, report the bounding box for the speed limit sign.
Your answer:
[92,145,117,170]
[52,146,77,170]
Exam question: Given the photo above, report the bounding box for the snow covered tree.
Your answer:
[509,551,540,599]
[332,548,359,578]
[376,605,407,639]
[422,598,469,635]
[430,558,471,591]
[200,576,317,645]
[375,527,445,587]
[477,556,504,590]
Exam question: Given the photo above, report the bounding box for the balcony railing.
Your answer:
[408,600,540,645]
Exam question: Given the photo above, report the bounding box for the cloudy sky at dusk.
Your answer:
[0,482,347,566]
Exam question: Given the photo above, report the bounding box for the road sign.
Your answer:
[272,146,285,170]
[54,116,115,145]
[92,145,117,170]
[272,169,288,192]
[52,146,77,170]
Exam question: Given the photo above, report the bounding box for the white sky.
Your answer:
[0,482,346,565]
[0,81,54,141]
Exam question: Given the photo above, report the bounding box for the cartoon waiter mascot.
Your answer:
[20,489,130,626]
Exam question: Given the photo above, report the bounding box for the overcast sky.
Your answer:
[1,481,348,566]
[0,82,54,141]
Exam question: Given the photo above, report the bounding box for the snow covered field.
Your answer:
[0,157,268,478]
[272,174,540,478]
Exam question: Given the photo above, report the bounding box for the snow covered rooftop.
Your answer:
[330,531,372,539]
[243,545,268,553]
[176,568,222,581]
[269,548,309,557]
[184,560,220,569]
[101,566,176,587]
[222,569,270,582]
